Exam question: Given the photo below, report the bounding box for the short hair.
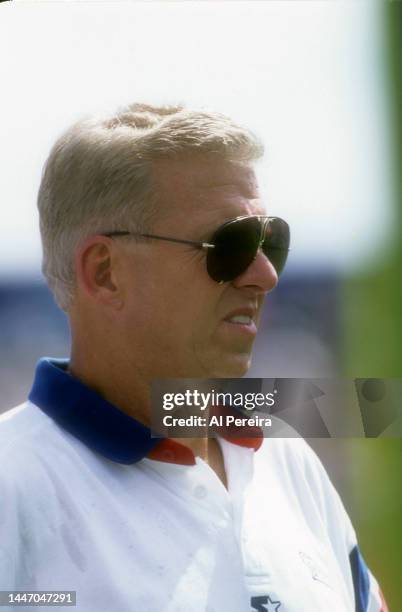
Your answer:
[37,103,264,310]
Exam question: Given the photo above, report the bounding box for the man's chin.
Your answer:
[208,353,252,378]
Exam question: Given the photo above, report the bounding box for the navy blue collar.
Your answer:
[29,358,160,464]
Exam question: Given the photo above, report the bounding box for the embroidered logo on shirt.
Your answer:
[251,595,282,611]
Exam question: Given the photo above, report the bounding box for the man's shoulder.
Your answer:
[0,400,106,522]
[0,401,50,457]
[0,401,73,483]
[0,403,49,500]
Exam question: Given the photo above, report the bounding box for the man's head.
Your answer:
[38,104,282,378]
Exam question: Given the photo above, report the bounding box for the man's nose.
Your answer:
[231,249,278,293]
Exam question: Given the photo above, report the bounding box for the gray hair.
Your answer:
[37,103,264,310]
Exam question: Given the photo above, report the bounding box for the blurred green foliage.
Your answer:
[341,4,401,609]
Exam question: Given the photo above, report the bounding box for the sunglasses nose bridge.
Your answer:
[256,217,269,253]
[245,218,267,264]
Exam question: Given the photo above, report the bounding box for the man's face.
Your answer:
[118,157,278,378]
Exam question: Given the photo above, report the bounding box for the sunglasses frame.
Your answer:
[102,215,289,282]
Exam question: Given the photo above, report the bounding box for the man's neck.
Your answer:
[68,352,228,488]
[69,348,152,426]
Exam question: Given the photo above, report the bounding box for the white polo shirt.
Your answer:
[0,359,387,611]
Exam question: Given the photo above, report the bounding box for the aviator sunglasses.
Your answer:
[103,215,290,283]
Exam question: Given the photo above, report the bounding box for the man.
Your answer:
[0,104,387,611]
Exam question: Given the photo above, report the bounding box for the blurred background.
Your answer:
[0,1,400,607]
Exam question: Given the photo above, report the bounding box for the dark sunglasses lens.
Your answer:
[207,217,261,282]
[262,217,290,276]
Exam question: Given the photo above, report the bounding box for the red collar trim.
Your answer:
[147,439,196,465]
[147,405,264,465]
[146,435,263,466]
[222,435,263,451]
[211,404,264,451]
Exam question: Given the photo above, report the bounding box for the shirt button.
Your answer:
[193,485,207,499]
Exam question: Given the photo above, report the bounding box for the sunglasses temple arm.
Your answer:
[140,233,215,250]
[103,231,214,250]
[267,246,291,251]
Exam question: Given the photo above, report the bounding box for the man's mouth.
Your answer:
[226,315,253,325]
[222,309,258,335]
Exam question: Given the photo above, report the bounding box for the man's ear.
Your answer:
[74,236,123,309]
